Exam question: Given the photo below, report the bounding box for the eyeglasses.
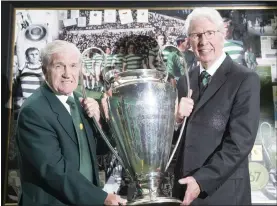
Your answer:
[189,30,220,41]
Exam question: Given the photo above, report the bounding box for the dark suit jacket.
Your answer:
[173,56,260,205]
[16,83,109,206]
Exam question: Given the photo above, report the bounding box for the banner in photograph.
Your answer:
[63,18,77,27]
[137,10,148,23]
[118,10,133,24]
[89,11,102,25]
[104,10,116,23]
[77,17,86,27]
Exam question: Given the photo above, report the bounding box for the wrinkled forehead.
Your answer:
[50,51,81,64]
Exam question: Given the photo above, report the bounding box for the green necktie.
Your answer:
[66,96,93,182]
[199,70,211,97]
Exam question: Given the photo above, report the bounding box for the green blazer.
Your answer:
[16,83,108,206]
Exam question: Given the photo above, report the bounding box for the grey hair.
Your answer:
[185,7,225,35]
[40,40,81,69]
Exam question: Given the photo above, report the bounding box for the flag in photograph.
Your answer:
[118,10,133,24]
[71,10,80,19]
[104,10,116,23]
[137,9,148,23]
[77,17,86,27]
[89,11,102,25]
[63,18,77,27]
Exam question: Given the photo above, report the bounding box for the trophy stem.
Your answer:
[139,172,160,200]
[128,172,181,205]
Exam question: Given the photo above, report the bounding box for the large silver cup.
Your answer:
[106,69,178,204]
[81,45,190,205]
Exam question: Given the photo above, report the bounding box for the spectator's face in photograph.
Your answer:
[128,45,135,54]
[119,46,125,54]
[105,47,111,55]
[179,38,190,51]
[157,35,165,47]
[189,18,224,68]
[46,51,81,95]
[27,49,40,64]
[223,20,233,40]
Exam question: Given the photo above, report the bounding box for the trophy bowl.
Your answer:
[104,69,181,204]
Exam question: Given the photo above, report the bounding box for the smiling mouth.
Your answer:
[199,49,212,53]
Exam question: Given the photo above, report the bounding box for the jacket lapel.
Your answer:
[41,83,78,145]
[192,56,231,115]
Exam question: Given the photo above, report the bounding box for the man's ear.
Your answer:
[42,66,48,80]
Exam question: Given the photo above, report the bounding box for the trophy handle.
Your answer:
[164,45,191,172]
[90,116,134,182]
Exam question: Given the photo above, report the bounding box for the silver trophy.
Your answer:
[81,44,190,205]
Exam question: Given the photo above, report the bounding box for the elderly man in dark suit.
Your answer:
[16,40,126,206]
[173,7,260,205]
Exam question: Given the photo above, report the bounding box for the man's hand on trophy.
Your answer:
[178,176,200,205]
[175,89,194,123]
[80,97,101,123]
[104,193,127,205]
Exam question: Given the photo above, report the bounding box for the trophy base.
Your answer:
[128,197,182,205]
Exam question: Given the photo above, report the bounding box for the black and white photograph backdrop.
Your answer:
[2,2,277,205]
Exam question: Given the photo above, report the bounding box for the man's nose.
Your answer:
[198,34,209,45]
[62,66,70,77]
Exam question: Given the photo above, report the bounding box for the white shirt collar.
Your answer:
[200,52,226,76]
[56,94,73,105]
[55,93,74,115]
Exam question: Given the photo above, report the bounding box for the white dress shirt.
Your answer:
[199,52,226,77]
[56,94,73,115]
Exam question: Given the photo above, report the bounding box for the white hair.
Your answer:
[185,7,225,35]
[40,40,81,69]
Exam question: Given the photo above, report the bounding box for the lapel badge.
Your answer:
[80,123,83,130]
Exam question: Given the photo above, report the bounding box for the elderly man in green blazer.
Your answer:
[16,40,126,206]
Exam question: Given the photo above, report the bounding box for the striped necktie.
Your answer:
[199,70,211,97]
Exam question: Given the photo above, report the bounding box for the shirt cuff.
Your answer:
[174,120,183,131]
